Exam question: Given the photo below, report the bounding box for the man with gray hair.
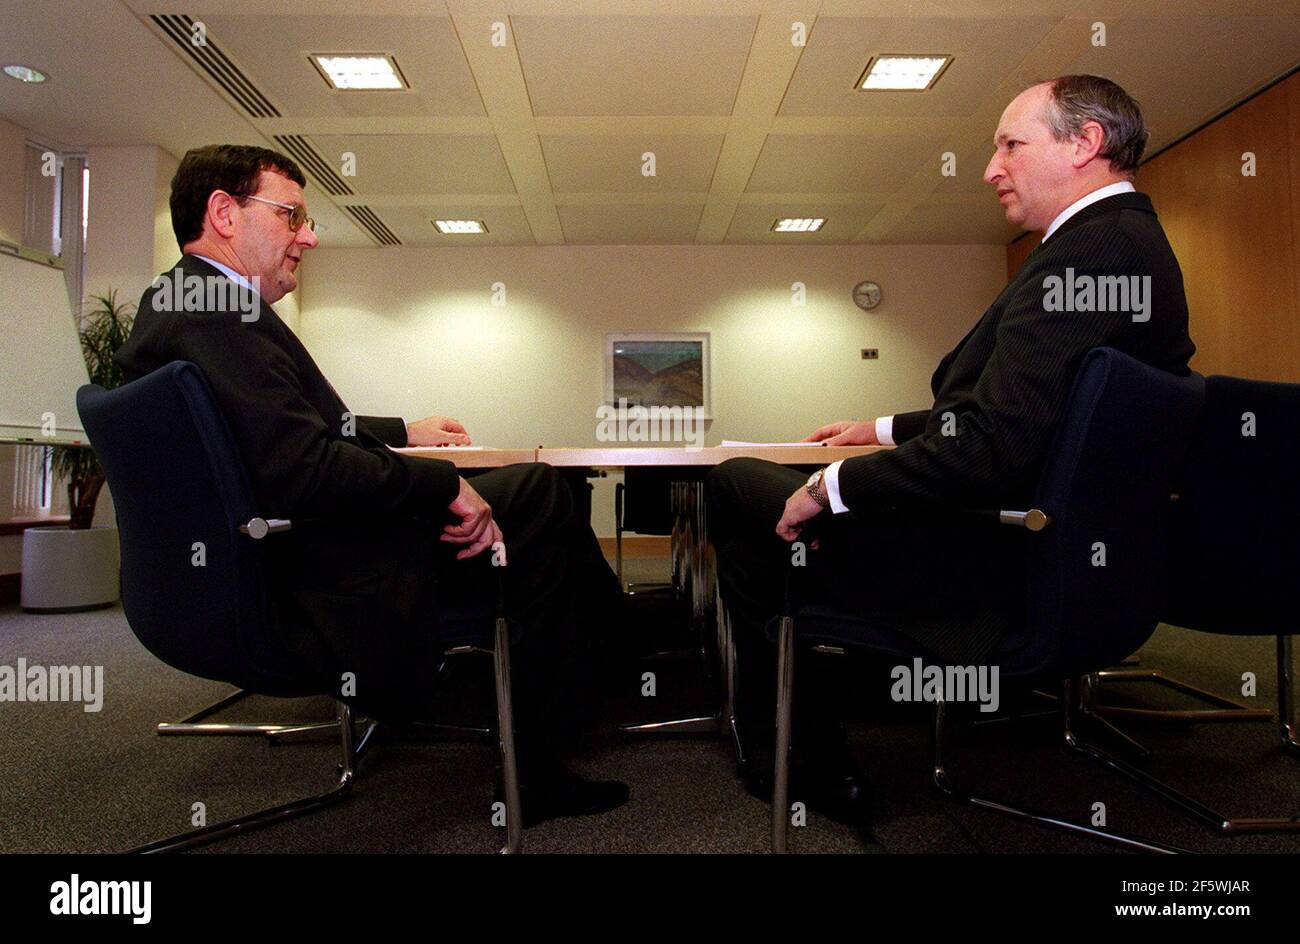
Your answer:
[708,75,1196,832]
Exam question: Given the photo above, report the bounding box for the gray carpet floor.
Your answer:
[2,557,1297,854]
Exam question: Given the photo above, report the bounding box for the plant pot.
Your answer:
[20,525,120,612]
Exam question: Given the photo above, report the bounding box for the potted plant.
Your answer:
[20,291,134,612]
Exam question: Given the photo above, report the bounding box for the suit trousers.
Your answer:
[706,457,1026,758]
[272,462,619,761]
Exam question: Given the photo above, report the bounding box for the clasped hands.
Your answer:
[405,415,505,563]
[774,418,880,546]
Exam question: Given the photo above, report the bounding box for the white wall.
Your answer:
[85,145,169,303]
[0,116,28,246]
[299,243,1006,534]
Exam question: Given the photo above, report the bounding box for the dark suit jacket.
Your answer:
[116,254,463,697]
[841,192,1195,511]
[829,192,1195,663]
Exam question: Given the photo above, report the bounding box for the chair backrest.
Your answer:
[619,467,678,535]
[76,361,315,694]
[1004,347,1204,680]
[1163,374,1300,635]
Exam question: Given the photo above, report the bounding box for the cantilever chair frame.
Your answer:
[126,517,520,858]
[771,517,1299,853]
[771,506,1189,855]
[129,515,523,855]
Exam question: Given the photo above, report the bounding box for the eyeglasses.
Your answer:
[243,194,316,233]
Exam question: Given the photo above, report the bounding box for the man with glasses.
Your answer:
[116,144,629,827]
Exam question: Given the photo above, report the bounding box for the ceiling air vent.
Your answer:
[343,206,401,247]
[150,14,279,119]
[272,134,354,198]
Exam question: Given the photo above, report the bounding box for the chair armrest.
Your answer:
[240,517,293,540]
[995,508,1051,531]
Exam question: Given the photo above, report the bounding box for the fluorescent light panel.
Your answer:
[3,64,47,83]
[433,220,488,234]
[310,54,406,90]
[858,55,951,91]
[772,218,825,233]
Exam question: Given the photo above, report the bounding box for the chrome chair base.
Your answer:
[934,695,1187,854]
[769,615,1188,854]
[131,618,523,854]
[156,687,340,737]
[1091,668,1273,722]
[133,701,365,854]
[1068,637,1300,835]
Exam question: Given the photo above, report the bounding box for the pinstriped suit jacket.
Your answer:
[829,192,1195,662]
[839,191,1195,513]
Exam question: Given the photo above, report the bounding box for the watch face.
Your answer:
[853,280,882,310]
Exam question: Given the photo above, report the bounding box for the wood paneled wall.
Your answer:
[1008,71,1300,382]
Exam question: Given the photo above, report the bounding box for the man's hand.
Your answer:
[776,484,826,544]
[407,415,471,447]
[442,476,506,562]
[802,419,878,446]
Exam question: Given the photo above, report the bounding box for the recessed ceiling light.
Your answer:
[772,218,825,233]
[309,54,406,90]
[433,220,488,235]
[3,64,47,84]
[857,55,951,91]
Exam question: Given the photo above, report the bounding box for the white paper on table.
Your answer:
[719,440,827,448]
[392,445,486,451]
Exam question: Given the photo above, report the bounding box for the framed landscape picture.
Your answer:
[604,332,711,419]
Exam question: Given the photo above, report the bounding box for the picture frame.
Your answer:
[604,332,711,420]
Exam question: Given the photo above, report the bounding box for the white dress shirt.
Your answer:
[192,254,260,296]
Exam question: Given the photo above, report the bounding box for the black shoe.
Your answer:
[740,742,873,832]
[497,765,630,828]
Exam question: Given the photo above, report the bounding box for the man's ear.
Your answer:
[1072,120,1106,168]
[205,190,240,240]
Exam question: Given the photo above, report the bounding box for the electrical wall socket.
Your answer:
[861,348,879,360]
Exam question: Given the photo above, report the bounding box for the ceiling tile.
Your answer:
[309,134,516,194]
[779,16,1061,118]
[1060,15,1300,154]
[880,201,1021,244]
[203,14,485,118]
[558,204,705,243]
[746,132,947,193]
[513,15,756,116]
[542,133,723,192]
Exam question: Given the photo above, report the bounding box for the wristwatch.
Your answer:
[805,468,830,509]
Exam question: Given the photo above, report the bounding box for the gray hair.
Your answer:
[1042,75,1148,175]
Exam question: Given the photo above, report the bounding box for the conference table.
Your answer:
[396,444,883,468]
[398,443,886,753]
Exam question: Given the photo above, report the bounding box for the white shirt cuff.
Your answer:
[823,460,849,514]
[875,415,895,446]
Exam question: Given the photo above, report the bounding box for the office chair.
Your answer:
[77,361,522,853]
[614,468,680,594]
[768,348,1203,853]
[1090,372,1299,835]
